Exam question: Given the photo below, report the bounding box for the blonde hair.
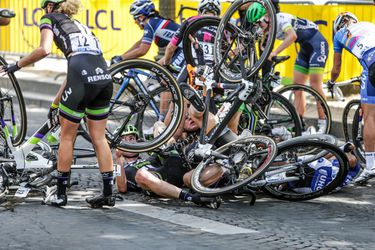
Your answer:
[58,0,82,16]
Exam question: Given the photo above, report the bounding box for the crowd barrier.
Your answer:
[0,0,374,80]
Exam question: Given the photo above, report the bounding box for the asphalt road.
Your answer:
[0,108,374,250]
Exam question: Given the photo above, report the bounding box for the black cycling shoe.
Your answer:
[86,194,115,208]
[194,196,222,209]
[50,194,67,207]
[179,83,205,112]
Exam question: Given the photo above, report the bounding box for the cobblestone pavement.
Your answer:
[0,109,374,250]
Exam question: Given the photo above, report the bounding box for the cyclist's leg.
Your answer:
[356,61,375,182]
[292,69,308,117]
[183,164,224,188]
[308,33,329,121]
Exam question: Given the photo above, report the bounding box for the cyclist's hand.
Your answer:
[48,103,59,124]
[110,55,122,65]
[326,80,335,94]
[268,51,277,61]
[1,62,20,74]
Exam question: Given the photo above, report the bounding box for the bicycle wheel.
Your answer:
[0,56,27,146]
[342,99,360,142]
[108,59,183,153]
[191,135,277,196]
[183,16,234,67]
[214,0,276,82]
[240,91,302,139]
[352,106,365,163]
[277,84,331,134]
[262,139,349,201]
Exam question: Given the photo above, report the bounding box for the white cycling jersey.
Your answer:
[276,12,317,41]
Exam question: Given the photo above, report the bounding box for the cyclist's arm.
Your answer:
[330,52,342,82]
[52,78,67,106]
[269,28,297,59]
[115,151,127,193]
[121,42,151,60]
[17,29,53,68]
[159,42,178,65]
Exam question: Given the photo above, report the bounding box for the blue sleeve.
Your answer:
[142,22,154,45]
[333,32,344,54]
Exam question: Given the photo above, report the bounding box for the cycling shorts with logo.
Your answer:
[360,48,375,104]
[59,54,113,123]
[295,31,328,75]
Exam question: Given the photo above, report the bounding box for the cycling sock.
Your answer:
[101,172,114,197]
[179,189,200,203]
[365,152,375,170]
[56,171,70,196]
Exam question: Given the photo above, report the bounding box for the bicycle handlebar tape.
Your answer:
[179,83,205,112]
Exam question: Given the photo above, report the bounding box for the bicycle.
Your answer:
[326,76,364,163]
[182,16,302,139]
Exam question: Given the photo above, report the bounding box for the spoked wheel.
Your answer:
[342,99,360,142]
[214,0,276,82]
[352,106,365,163]
[0,56,27,146]
[108,59,183,153]
[277,84,331,134]
[191,135,277,196]
[262,139,349,201]
[239,91,302,139]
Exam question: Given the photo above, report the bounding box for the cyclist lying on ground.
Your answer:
[275,142,360,193]
[116,116,225,208]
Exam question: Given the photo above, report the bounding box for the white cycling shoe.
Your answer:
[354,168,375,184]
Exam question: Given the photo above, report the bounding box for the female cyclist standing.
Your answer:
[1,0,114,208]
[247,3,329,134]
[111,0,184,72]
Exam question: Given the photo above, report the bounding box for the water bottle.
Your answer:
[271,126,291,141]
[47,126,60,145]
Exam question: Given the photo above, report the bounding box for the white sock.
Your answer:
[364,152,375,170]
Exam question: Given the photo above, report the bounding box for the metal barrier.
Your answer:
[325,0,373,4]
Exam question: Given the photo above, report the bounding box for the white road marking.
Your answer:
[115,199,258,235]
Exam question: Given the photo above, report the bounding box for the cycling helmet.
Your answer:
[40,0,65,9]
[246,2,266,23]
[198,0,221,16]
[129,0,155,17]
[121,125,139,138]
[333,12,358,34]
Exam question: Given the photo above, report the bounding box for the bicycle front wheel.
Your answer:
[342,99,360,142]
[277,84,331,134]
[351,106,365,163]
[214,0,276,82]
[0,56,27,146]
[262,138,349,201]
[108,59,183,153]
[191,135,277,196]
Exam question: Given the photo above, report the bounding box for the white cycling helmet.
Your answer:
[198,0,221,16]
[333,12,358,34]
[129,0,155,17]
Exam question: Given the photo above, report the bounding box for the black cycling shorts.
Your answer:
[59,54,113,123]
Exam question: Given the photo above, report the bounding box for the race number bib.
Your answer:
[70,33,102,54]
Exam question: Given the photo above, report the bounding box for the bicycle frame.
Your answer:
[0,97,55,170]
[111,68,162,120]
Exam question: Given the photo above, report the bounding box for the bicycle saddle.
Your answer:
[272,56,290,65]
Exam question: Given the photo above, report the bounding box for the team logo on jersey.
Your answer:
[62,87,72,102]
[95,67,104,75]
[317,55,327,63]
[81,70,88,76]
[367,50,375,62]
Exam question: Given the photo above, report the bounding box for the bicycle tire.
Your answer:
[351,106,365,163]
[191,135,277,196]
[262,139,349,201]
[243,91,302,138]
[214,0,276,82]
[0,56,27,146]
[182,16,235,67]
[277,84,332,134]
[342,99,360,142]
[108,59,183,153]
